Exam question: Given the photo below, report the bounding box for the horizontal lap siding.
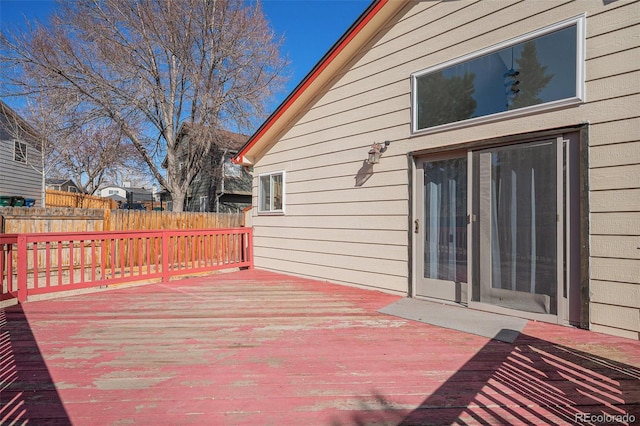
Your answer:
[586,1,640,338]
[253,0,640,331]
[253,6,414,294]
[0,139,42,205]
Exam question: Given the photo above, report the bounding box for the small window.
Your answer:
[14,141,27,163]
[258,171,285,214]
[411,16,585,133]
[199,196,208,212]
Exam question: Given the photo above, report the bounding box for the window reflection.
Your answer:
[415,25,577,130]
[424,158,468,283]
[259,172,284,213]
[259,175,270,211]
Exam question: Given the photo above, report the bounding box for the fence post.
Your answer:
[17,234,28,302]
[162,230,170,282]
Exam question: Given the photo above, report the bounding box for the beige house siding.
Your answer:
[251,1,640,337]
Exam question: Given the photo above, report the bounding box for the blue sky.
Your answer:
[0,0,370,110]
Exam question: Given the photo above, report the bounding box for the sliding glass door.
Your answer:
[414,136,575,321]
[471,140,562,316]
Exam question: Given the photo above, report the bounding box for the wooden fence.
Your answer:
[46,189,117,209]
[106,209,243,231]
[0,207,105,234]
[0,207,244,234]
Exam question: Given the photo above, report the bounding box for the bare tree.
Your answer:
[54,121,142,195]
[1,0,288,211]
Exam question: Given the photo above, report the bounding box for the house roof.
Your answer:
[102,185,152,194]
[233,0,406,165]
[161,127,248,168]
[46,178,72,186]
[126,187,152,195]
[213,129,248,152]
[178,124,248,151]
[46,178,80,187]
[0,100,43,152]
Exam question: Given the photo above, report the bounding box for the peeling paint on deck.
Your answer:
[2,269,640,425]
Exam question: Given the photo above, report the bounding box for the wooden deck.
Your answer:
[2,269,639,425]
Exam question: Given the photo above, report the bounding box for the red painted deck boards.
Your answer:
[2,269,639,425]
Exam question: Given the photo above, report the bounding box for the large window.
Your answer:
[258,171,284,214]
[412,16,585,133]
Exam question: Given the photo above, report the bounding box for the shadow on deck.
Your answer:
[335,334,640,425]
[1,269,639,425]
[1,305,71,425]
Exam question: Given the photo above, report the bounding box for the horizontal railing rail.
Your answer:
[0,228,253,302]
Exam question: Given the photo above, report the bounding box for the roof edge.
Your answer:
[233,0,392,165]
[0,100,43,151]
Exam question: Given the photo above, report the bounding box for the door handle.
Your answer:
[414,219,419,234]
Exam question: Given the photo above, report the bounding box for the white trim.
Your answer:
[411,14,586,135]
[257,170,286,215]
[575,13,586,103]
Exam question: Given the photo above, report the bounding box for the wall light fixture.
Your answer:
[366,141,391,164]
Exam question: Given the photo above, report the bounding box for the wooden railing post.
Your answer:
[162,230,169,282]
[17,234,28,303]
[247,228,254,269]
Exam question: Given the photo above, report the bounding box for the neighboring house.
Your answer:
[186,130,252,213]
[165,126,252,213]
[235,1,640,339]
[46,178,82,193]
[99,183,153,206]
[99,185,127,201]
[0,100,43,206]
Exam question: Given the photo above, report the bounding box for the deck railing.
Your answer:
[0,228,253,302]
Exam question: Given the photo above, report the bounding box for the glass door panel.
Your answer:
[416,156,468,302]
[473,141,559,315]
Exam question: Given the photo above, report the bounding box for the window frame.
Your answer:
[13,140,28,164]
[258,170,285,215]
[411,15,586,135]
